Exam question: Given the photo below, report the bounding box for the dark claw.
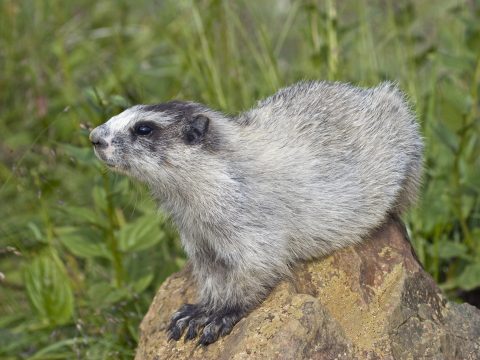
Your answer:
[185,313,209,342]
[198,308,244,345]
[167,317,188,341]
[167,303,202,341]
[201,322,219,345]
[167,304,244,345]
[168,325,182,341]
[170,304,198,322]
[184,323,198,341]
[198,334,215,346]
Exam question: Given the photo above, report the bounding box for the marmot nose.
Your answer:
[89,129,108,149]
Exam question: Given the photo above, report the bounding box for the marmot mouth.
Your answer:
[94,151,118,168]
[104,161,117,168]
[93,148,117,167]
[103,160,130,174]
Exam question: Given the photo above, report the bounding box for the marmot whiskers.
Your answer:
[90,81,423,345]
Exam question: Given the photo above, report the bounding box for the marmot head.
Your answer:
[89,101,226,186]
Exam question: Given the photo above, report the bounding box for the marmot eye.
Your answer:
[135,124,153,136]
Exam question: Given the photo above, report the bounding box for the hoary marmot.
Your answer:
[89,81,423,345]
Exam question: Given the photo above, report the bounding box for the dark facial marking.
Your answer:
[135,124,153,136]
[142,100,192,114]
[111,135,126,146]
[140,101,220,150]
[142,100,212,122]
[129,121,159,141]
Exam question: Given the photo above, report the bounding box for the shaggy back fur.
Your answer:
[90,81,423,345]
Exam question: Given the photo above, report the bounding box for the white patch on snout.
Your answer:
[99,107,141,161]
[105,106,141,133]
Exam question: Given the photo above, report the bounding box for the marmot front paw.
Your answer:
[168,303,244,345]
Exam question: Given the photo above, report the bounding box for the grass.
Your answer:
[0,0,479,358]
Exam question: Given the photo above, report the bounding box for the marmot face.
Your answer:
[89,101,212,184]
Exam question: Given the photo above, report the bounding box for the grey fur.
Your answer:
[89,81,423,345]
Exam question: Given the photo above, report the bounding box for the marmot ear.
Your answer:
[184,114,210,145]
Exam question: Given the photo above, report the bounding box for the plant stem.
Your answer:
[326,0,338,80]
[102,173,124,287]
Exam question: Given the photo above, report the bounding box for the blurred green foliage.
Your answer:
[0,0,479,358]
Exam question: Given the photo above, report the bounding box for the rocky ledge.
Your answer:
[135,217,480,360]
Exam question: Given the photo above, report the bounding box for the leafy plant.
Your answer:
[1,0,479,358]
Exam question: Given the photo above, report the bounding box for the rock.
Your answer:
[135,217,480,360]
